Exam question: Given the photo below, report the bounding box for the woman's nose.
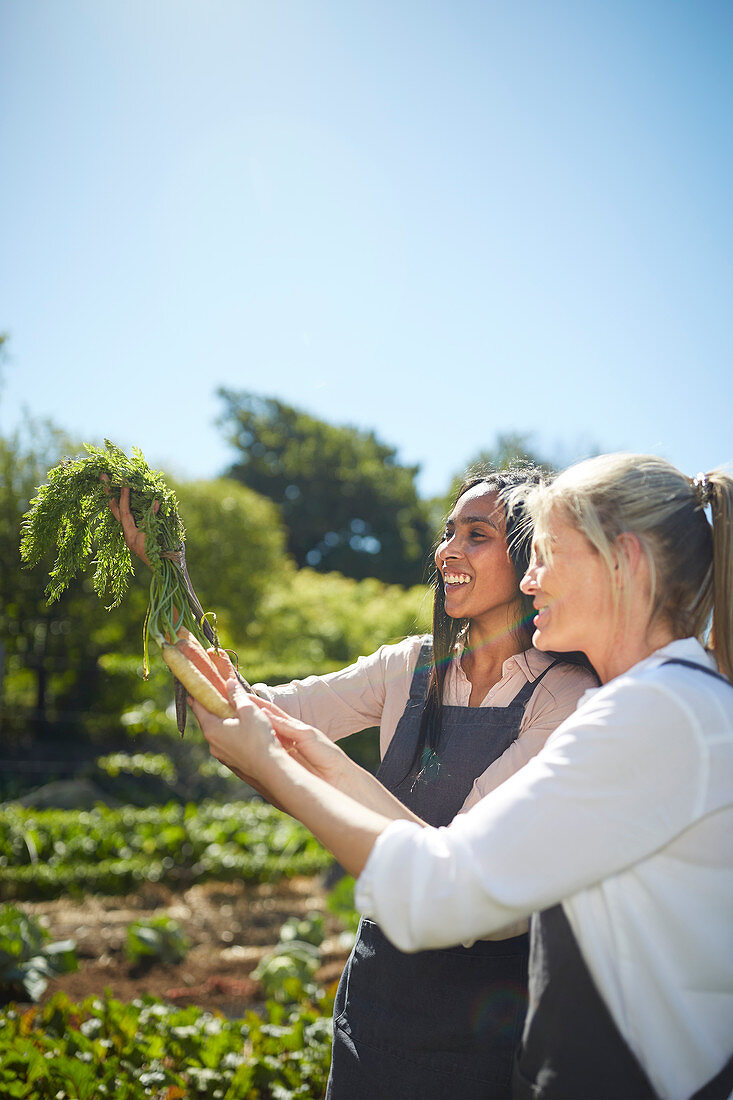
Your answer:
[436,535,457,562]
[519,567,536,595]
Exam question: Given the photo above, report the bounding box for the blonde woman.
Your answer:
[194,453,733,1100]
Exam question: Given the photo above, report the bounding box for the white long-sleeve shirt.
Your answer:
[254,635,596,806]
[355,637,733,1100]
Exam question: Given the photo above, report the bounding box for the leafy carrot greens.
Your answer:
[20,440,216,679]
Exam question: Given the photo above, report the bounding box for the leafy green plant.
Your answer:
[279,911,325,948]
[96,752,177,782]
[125,915,191,968]
[19,439,252,732]
[252,940,322,1004]
[0,905,77,1003]
[20,440,183,613]
[0,990,334,1098]
[250,909,327,1005]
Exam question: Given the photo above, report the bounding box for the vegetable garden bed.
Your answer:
[0,801,332,901]
[1,990,334,1098]
[0,874,352,1098]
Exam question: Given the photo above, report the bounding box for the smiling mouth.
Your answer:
[444,572,472,586]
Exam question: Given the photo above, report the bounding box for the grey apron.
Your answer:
[512,658,733,1100]
[327,642,559,1100]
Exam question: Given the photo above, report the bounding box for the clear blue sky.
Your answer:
[1,0,731,498]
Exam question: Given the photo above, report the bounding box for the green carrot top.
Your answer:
[20,440,213,675]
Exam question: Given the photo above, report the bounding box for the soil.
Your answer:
[19,875,351,1018]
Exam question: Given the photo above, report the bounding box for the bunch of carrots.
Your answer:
[21,440,242,731]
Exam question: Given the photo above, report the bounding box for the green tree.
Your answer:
[239,567,431,684]
[170,476,291,643]
[465,431,555,476]
[0,333,7,396]
[0,421,131,746]
[217,390,432,586]
[426,431,557,531]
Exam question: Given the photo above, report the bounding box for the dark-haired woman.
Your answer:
[252,467,597,1099]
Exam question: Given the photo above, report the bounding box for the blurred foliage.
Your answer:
[170,476,289,642]
[0,904,77,1003]
[238,567,431,685]
[218,389,432,585]
[125,915,191,968]
[252,910,326,1005]
[252,939,322,1004]
[0,801,332,901]
[0,990,334,1098]
[95,752,177,783]
[326,875,360,935]
[279,912,326,949]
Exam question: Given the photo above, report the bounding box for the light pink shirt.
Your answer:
[254,635,597,811]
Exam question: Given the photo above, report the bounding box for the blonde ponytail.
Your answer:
[708,470,733,680]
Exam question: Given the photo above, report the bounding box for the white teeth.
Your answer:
[444,573,471,585]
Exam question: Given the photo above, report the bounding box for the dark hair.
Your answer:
[415,462,544,768]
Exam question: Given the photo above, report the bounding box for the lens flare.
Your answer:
[471,980,526,1040]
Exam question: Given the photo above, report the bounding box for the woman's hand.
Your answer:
[190,678,283,782]
[100,475,157,566]
[250,696,354,789]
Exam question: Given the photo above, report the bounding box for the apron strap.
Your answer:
[508,657,562,709]
[660,657,733,688]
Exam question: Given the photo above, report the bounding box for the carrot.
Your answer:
[206,646,238,683]
[161,636,235,719]
[165,625,228,689]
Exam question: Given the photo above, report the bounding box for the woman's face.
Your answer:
[520,507,613,661]
[435,485,520,632]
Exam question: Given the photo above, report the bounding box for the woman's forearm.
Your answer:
[258,743,418,877]
[329,756,424,822]
[191,684,425,874]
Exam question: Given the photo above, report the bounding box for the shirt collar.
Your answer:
[636,636,718,673]
[452,639,553,685]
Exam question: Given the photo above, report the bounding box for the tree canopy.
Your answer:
[217,390,431,586]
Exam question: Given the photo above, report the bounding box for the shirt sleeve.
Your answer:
[355,676,704,952]
[252,638,419,743]
[460,665,596,809]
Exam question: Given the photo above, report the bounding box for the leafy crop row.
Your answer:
[0,801,331,901]
[0,989,333,1099]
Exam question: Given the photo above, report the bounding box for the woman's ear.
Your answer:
[613,531,644,579]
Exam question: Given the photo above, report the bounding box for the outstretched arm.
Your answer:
[251,695,423,821]
[190,680,423,877]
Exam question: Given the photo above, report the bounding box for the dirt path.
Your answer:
[22,876,351,1017]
